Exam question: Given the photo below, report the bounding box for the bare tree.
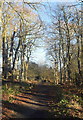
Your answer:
[46,3,82,86]
[2,2,44,81]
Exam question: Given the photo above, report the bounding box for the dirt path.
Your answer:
[3,84,62,119]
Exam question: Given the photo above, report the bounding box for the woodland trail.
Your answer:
[3,84,62,119]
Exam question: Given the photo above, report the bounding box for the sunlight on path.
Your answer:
[3,84,62,118]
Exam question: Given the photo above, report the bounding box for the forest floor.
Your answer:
[2,81,83,119]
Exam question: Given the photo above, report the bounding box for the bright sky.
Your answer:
[4,0,77,3]
[5,0,78,2]
[0,0,77,67]
[30,48,46,65]
[27,0,77,2]
[30,1,77,66]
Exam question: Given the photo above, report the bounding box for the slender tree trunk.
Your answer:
[59,43,62,83]
[20,46,23,81]
[12,39,21,70]
[63,9,71,83]
[77,36,81,75]
[2,24,8,80]
[2,37,6,79]
[73,9,81,85]
[58,20,63,83]
[80,36,83,85]
[53,61,59,84]
[62,43,66,83]
[24,62,28,81]
[8,30,16,81]
[80,14,83,85]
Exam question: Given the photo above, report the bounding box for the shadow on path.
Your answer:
[3,84,62,118]
[2,100,54,118]
[3,84,82,119]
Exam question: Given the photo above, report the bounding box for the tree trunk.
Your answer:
[2,37,7,79]
[8,31,16,81]
[59,43,62,83]
[12,38,21,70]
[63,9,71,82]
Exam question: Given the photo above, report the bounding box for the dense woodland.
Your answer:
[0,1,83,119]
[1,2,83,86]
[46,4,83,86]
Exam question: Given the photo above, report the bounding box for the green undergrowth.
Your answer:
[2,81,32,102]
[2,84,20,95]
[3,84,20,102]
[49,86,83,118]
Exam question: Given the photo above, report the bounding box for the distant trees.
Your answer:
[1,2,44,81]
[46,4,82,86]
[28,62,54,83]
